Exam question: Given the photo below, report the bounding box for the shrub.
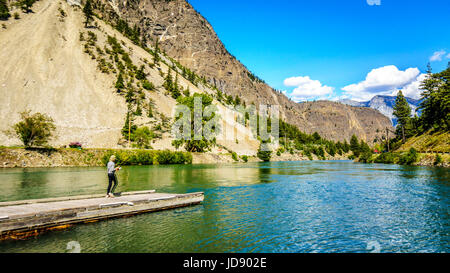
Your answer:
[277,147,285,156]
[317,146,325,159]
[374,152,396,164]
[11,111,56,147]
[231,152,238,162]
[257,143,272,162]
[434,154,442,166]
[142,80,155,91]
[0,0,10,20]
[398,148,418,165]
[303,149,313,160]
[102,150,192,166]
[133,127,153,149]
[240,155,248,163]
[359,151,373,163]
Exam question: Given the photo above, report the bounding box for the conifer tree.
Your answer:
[0,0,10,20]
[148,101,153,118]
[83,0,93,28]
[122,111,137,139]
[15,0,35,13]
[153,40,160,65]
[419,64,450,132]
[350,134,360,157]
[393,90,411,143]
[115,73,125,92]
[172,73,181,99]
[163,68,173,92]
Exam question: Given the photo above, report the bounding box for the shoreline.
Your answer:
[1,147,447,169]
[0,147,350,169]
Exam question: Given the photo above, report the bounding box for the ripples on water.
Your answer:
[0,161,448,253]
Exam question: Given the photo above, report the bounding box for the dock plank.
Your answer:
[0,191,204,240]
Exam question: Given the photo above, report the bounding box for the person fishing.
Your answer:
[106,155,120,198]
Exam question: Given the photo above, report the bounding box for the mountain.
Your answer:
[94,0,393,142]
[0,0,393,151]
[339,95,421,125]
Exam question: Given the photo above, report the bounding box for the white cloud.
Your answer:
[284,76,334,102]
[447,53,450,59]
[395,73,427,100]
[341,65,420,101]
[430,50,446,62]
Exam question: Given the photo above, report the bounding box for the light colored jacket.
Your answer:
[107,161,116,174]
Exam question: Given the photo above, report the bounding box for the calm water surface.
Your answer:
[0,161,448,253]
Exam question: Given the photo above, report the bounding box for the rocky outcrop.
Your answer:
[94,0,394,143]
[0,0,394,151]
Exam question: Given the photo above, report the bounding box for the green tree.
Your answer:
[142,80,154,91]
[172,93,219,152]
[135,101,142,116]
[11,111,56,147]
[163,68,173,91]
[342,139,350,153]
[163,68,181,99]
[115,73,125,92]
[148,100,154,118]
[83,0,93,28]
[153,40,160,65]
[398,148,418,165]
[393,91,412,143]
[312,132,321,143]
[0,0,10,20]
[15,0,35,13]
[234,95,241,106]
[136,65,146,80]
[122,112,137,140]
[172,73,181,99]
[183,86,190,97]
[133,127,153,149]
[359,139,371,154]
[418,64,450,132]
[350,134,360,157]
[257,142,272,162]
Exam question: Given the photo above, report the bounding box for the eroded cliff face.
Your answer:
[93,0,393,143]
[0,0,393,151]
[0,0,260,152]
[0,0,128,148]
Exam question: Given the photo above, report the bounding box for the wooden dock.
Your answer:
[0,191,204,240]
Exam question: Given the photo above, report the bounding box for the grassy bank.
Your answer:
[354,130,449,168]
[396,130,450,153]
[359,149,449,168]
[0,147,192,168]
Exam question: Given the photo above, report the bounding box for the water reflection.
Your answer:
[0,162,448,253]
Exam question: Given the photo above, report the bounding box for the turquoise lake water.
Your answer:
[0,161,448,253]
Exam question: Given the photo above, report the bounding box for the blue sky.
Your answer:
[188,0,450,101]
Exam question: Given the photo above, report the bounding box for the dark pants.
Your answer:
[107,173,118,194]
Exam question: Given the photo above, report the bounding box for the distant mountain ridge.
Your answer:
[0,0,394,148]
[339,95,422,125]
[94,0,393,143]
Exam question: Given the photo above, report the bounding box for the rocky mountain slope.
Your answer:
[0,0,127,148]
[0,0,393,152]
[340,95,421,125]
[0,0,259,153]
[93,0,393,142]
